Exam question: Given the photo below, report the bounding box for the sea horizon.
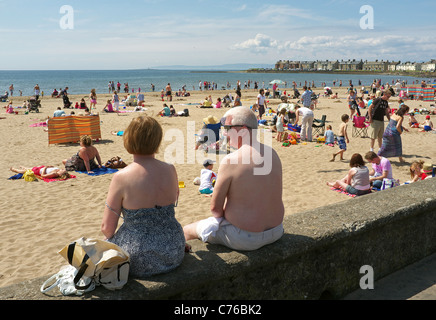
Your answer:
[0,68,434,97]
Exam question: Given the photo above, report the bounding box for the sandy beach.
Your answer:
[1,85,435,288]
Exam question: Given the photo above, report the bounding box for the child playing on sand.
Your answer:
[408,113,418,127]
[324,125,335,146]
[104,100,114,112]
[409,160,428,182]
[199,159,217,195]
[419,115,434,132]
[6,101,14,114]
[330,114,349,161]
[276,108,286,142]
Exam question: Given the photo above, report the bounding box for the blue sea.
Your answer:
[0,69,432,96]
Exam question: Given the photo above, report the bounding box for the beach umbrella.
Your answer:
[269,80,285,85]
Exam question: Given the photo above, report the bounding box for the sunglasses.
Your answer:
[223,125,246,130]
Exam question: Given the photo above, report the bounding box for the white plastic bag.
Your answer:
[41,265,95,296]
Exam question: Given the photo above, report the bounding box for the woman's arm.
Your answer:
[94,147,102,167]
[396,116,404,134]
[346,168,355,186]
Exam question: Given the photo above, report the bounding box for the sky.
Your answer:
[0,0,435,70]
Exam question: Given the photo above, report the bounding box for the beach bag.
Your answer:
[105,156,127,169]
[41,237,130,296]
[381,178,400,190]
[23,169,37,182]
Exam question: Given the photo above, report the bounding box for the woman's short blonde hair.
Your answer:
[80,135,93,147]
[123,116,162,155]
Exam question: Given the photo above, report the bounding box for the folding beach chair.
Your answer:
[312,115,326,136]
[352,116,369,138]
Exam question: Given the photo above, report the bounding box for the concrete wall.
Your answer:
[1,178,435,300]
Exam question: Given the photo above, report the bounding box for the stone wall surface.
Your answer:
[1,178,435,300]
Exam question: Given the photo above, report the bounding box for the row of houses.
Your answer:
[274,59,436,72]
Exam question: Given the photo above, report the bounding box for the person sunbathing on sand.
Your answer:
[10,165,71,179]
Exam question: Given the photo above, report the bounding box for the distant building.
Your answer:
[421,60,436,72]
[314,60,339,71]
[388,61,401,72]
[338,59,363,71]
[300,61,315,71]
[273,58,433,72]
[362,60,389,72]
[396,62,422,72]
[274,60,301,70]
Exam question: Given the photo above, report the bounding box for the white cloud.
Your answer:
[230,33,278,53]
[231,33,436,62]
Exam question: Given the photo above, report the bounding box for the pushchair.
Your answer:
[28,96,41,113]
[0,91,8,102]
[62,94,72,108]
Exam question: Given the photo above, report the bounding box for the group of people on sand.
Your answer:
[327,87,434,196]
[11,106,285,280]
[11,135,103,180]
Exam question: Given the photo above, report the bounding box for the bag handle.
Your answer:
[67,242,94,290]
[40,274,60,293]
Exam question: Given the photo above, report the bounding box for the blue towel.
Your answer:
[8,173,23,180]
[77,166,118,176]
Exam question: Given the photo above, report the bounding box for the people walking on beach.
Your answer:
[378,105,409,163]
[233,88,242,107]
[166,83,172,101]
[368,88,393,152]
[257,89,267,120]
[89,89,97,110]
[183,106,284,251]
[34,84,40,99]
[347,89,359,118]
[301,86,312,110]
[331,114,350,162]
[112,91,120,112]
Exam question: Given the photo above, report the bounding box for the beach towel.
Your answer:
[29,122,47,127]
[8,173,23,180]
[47,115,101,145]
[330,187,357,198]
[75,166,118,176]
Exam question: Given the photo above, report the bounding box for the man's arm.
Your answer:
[210,160,232,218]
